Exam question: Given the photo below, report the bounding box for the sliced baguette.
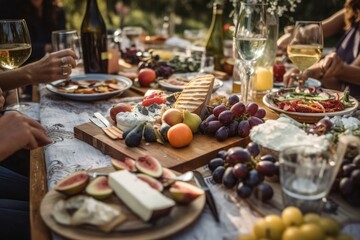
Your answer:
[174,74,215,118]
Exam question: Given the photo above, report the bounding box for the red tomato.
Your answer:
[142,96,165,106]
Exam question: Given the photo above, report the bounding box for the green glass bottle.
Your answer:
[205,2,225,72]
[81,0,108,73]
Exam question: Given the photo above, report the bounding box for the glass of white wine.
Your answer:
[0,19,32,110]
[287,21,323,87]
[234,2,268,104]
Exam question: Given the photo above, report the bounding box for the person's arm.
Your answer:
[321,9,346,38]
[0,49,77,91]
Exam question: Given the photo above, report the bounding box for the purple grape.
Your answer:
[228,120,239,137]
[248,116,264,127]
[233,163,249,179]
[238,120,250,138]
[260,154,277,163]
[353,155,360,168]
[236,182,252,199]
[256,161,277,177]
[274,161,280,176]
[230,102,246,118]
[215,126,230,141]
[254,108,266,119]
[222,167,237,188]
[208,158,225,172]
[351,169,360,185]
[213,104,228,118]
[254,182,274,202]
[317,118,333,132]
[217,150,228,160]
[245,170,264,187]
[228,94,240,106]
[342,164,356,177]
[212,166,226,183]
[226,147,251,165]
[340,177,353,195]
[246,102,259,116]
[205,120,223,135]
[203,114,217,123]
[246,142,260,158]
[218,110,234,125]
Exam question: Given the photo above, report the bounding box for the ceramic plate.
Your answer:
[158,73,224,92]
[263,88,359,123]
[273,78,321,88]
[46,74,132,101]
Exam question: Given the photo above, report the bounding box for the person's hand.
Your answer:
[283,68,300,87]
[321,52,345,79]
[0,88,4,110]
[24,49,78,84]
[0,111,52,161]
[277,33,292,55]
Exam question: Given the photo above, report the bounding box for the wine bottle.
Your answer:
[205,2,224,72]
[81,0,108,73]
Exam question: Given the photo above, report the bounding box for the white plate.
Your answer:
[46,74,132,101]
[158,73,223,92]
[273,78,321,88]
[263,88,359,123]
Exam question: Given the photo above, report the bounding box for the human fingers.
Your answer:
[28,125,52,147]
[55,49,78,68]
[283,69,299,87]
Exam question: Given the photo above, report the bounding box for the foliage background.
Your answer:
[62,0,345,46]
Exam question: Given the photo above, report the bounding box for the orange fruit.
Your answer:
[167,123,193,148]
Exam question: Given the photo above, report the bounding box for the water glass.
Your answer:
[52,30,82,62]
[252,66,273,95]
[279,145,335,213]
[200,55,214,74]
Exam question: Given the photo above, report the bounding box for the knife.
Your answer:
[193,170,220,223]
[94,112,112,127]
[90,114,123,140]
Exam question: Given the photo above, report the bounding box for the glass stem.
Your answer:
[15,87,21,107]
[241,63,254,104]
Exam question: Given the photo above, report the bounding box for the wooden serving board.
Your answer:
[40,167,206,240]
[74,122,250,173]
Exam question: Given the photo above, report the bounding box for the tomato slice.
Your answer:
[142,96,165,106]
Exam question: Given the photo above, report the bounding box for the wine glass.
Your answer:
[287,21,323,87]
[52,30,82,64]
[234,2,267,104]
[0,19,32,110]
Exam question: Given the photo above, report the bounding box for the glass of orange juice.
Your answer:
[252,66,273,95]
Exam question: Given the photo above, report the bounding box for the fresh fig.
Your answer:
[153,126,166,144]
[124,157,137,172]
[169,181,204,204]
[136,155,163,178]
[55,171,90,196]
[137,173,164,192]
[182,110,202,133]
[159,123,171,141]
[122,125,136,139]
[111,158,131,171]
[85,176,113,199]
[125,123,145,147]
[143,122,157,142]
[161,168,177,186]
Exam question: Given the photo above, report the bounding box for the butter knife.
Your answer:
[90,114,123,140]
[193,170,220,223]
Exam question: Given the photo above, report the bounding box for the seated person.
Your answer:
[278,0,360,99]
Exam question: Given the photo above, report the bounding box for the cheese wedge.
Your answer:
[174,74,215,118]
[108,170,175,222]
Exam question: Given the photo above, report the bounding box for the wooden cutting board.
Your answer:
[74,122,250,173]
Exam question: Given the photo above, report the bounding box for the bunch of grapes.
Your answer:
[138,51,173,78]
[208,141,278,202]
[120,45,143,65]
[306,118,333,136]
[331,145,360,206]
[200,95,266,141]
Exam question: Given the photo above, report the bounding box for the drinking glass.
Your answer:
[234,2,267,104]
[0,19,32,110]
[279,145,335,213]
[52,30,82,64]
[287,21,323,86]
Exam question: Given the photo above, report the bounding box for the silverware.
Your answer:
[193,170,220,223]
[90,113,123,140]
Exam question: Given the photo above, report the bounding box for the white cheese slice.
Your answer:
[109,170,175,222]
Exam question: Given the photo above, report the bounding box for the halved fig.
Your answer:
[137,173,164,192]
[135,155,163,178]
[85,176,113,199]
[169,181,204,204]
[124,157,137,172]
[111,158,130,171]
[160,168,177,186]
[55,171,90,196]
